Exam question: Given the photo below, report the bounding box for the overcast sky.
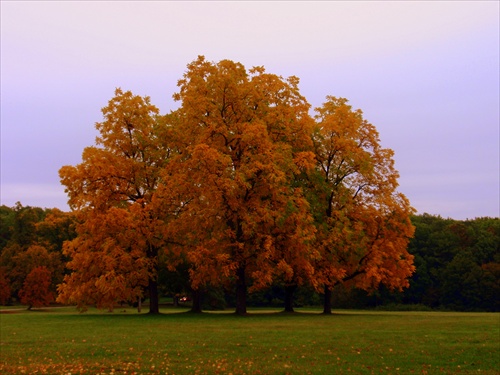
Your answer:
[1,1,499,220]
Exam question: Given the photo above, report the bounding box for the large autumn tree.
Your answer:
[55,59,416,315]
[58,89,174,313]
[311,97,415,314]
[163,56,317,315]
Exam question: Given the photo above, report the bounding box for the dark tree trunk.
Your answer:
[235,265,247,315]
[323,285,332,314]
[284,284,297,313]
[148,277,159,314]
[191,289,202,313]
[146,245,160,314]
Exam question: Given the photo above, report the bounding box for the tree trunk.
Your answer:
[147,245,160,314]
[137,296,142,313]
[323,285,332,314]
[191,289,202,313]
[284,284,297,313]
[235,265,247,315]
[148,277,159,314]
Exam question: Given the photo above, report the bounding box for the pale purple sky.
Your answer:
[1,1,499,220]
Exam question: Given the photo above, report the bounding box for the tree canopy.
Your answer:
[53,56,418,314]
[161,57,318,314]
[58,89,174,313]
[311,97,415,313]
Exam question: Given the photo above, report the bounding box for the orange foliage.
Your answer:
[19,266,53,309]
[311,97,415,312]
[164,56,317,314]
[6,244,63,294]
[57,208,152,311]
[58,89,174,313]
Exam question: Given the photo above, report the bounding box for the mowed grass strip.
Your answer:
[0,308,498,374]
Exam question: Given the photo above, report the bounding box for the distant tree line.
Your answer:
[1,203,498,311]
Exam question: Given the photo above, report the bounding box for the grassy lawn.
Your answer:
[0,307,498,374]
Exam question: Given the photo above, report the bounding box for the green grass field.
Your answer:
[1,307,498,374]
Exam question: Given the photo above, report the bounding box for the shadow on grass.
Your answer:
[2,304,430,320]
